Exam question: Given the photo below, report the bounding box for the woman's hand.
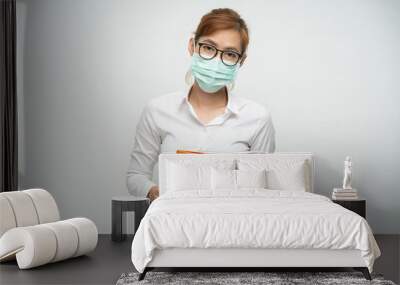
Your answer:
[147,186,159,202]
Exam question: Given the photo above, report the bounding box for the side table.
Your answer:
[332,198,366,219]
[112,196,150,242]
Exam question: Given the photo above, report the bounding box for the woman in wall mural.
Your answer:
[126,8,276,201]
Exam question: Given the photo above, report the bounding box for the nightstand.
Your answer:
[332,199,366,219]
[111,196,150,242]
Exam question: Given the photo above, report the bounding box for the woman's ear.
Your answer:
[239,54,247,67]
[188,38,195,56]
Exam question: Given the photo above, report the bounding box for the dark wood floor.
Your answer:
[0,234,399,285]
[0,235,133,285]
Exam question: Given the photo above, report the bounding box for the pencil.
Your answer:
[176,149,205,154]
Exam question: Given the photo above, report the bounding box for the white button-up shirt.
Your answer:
[126,85,276,197]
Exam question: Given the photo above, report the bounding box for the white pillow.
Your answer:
[266,161,306,191]
[211,168,268,190]
[266,167,305,191]
[211,168,236,190]
[237,169,268,189]
[166,161,212,192]
[238,159,308,191]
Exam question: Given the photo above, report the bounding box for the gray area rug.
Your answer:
[116,271,396,285]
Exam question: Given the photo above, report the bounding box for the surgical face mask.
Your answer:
[190,40,240,93]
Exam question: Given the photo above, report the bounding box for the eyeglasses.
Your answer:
[195,41,242,67]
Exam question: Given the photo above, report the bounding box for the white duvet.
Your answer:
[131,190,381,273]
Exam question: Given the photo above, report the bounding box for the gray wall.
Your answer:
[17,0,400,234]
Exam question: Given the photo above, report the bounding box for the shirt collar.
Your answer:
[180,84,241,116]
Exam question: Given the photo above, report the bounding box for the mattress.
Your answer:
[131,189,381,273]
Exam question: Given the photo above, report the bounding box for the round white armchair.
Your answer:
[0,188,98,269]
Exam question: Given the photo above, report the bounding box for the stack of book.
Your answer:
[332,188,359,200]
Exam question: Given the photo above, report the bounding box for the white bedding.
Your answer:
[131,190,381,273]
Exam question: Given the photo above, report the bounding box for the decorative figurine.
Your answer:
[342,156,353,190]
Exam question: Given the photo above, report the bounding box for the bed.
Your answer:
[130,152,381,281]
